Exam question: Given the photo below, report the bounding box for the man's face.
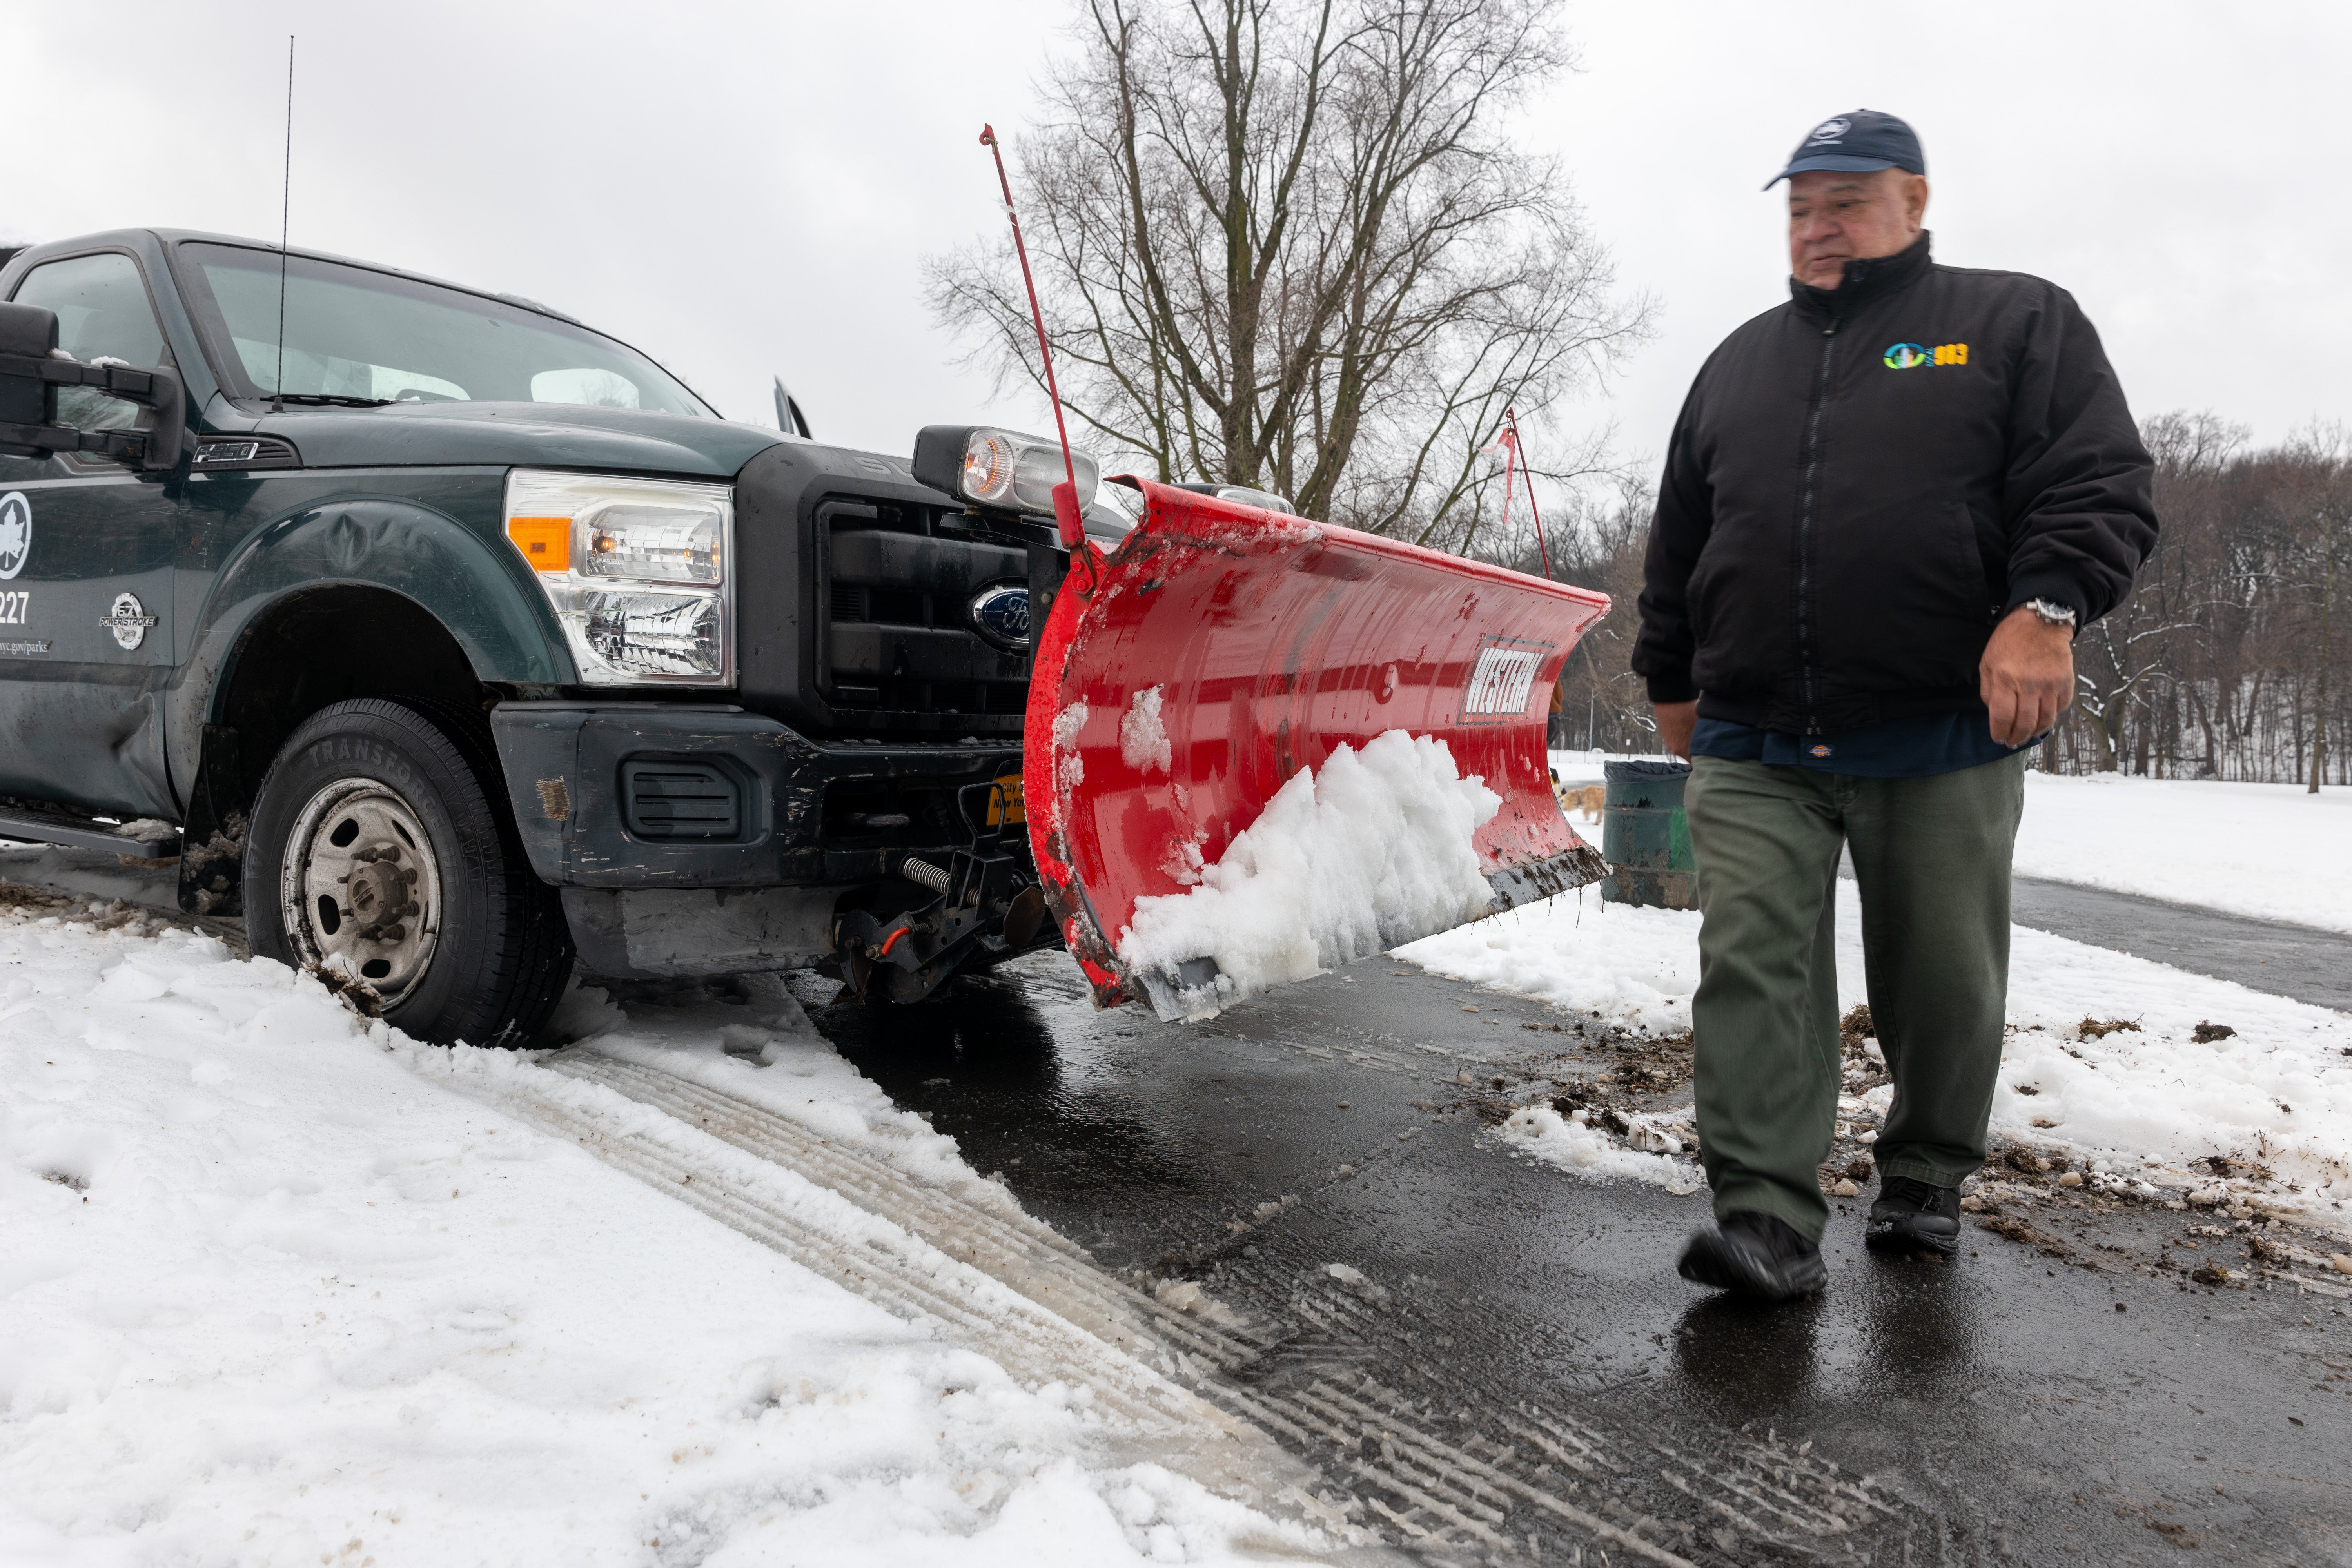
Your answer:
[1786,167,1929,289]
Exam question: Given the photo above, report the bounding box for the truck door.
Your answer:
[0,250,183,818]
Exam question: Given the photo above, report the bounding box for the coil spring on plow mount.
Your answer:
[831,778,1058,1004]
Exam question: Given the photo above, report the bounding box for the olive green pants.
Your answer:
[1682,752,2027,1240]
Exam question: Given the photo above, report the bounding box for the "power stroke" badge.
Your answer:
[103,592,158,651]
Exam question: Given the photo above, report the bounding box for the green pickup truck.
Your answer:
[0,230,1114,1043]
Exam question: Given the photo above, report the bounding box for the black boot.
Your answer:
[1677,1210,1826,1301]
[1866,1174,1963,1257]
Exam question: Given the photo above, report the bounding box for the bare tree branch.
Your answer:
[924,0,1649,539]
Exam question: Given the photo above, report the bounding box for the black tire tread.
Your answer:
[246,695,574,1047]
[391,695,576,1045]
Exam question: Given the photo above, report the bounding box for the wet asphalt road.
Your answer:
[2010,875,2352,1013]
[816,954,2352,1566]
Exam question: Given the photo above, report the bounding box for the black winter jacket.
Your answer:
[1632,233,2157,733]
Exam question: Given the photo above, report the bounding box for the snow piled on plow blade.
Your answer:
[1024,476,1610,1017]
[1119,730,1499,1022]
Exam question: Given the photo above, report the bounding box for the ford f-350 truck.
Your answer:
[0,230,1117,1043]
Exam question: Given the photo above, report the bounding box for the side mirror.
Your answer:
[0,299,186,472]
[771,374,811,439]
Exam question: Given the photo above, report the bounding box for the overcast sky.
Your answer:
[7,0,2344,486]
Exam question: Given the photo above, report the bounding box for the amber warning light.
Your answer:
[507,516,572,572]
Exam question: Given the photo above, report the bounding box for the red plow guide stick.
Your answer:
[1024,477,1612,1010]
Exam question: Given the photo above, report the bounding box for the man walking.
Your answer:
[1633,110,2156,1299]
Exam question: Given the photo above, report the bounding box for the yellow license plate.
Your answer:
[986,773,1025,826]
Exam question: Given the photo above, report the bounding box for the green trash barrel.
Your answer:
[1599,759,1697,910]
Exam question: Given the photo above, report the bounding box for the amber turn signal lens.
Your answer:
[507,516,572,572]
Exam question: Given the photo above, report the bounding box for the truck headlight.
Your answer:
[912,424,1099,517]
[504,470,733,685]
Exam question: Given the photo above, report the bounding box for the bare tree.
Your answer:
[2041,412,2350,785]
[2281,423,2349,792]
[927,0,1648,543]
[2064,412,2234,771]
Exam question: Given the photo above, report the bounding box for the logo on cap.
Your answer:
[1807,118,1851,145]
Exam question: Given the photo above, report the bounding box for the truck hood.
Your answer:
[235,399,790,479]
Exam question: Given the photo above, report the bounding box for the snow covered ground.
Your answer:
[1557,756,2352,932]
[4,752,2344,1556]
[1544,748,1620,788]
[1554,757,2352,933]
[2015,771,2352,933]
[0,901,1319,1566]
[1398,881,2352,1230]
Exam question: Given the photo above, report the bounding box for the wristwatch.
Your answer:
[2024,597,2078,630]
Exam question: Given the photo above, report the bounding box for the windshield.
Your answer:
[176,242,715,417]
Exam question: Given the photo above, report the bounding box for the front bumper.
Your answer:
[489,700,1021,887]
[490,701,1023,978]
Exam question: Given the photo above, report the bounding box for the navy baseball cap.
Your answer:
[1764,109,1925,190]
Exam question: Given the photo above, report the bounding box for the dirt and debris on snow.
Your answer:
[1397,875,2352,1242]
[1494,1027,1708,1195]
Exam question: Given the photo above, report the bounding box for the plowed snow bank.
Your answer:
[0,906,1316,1564]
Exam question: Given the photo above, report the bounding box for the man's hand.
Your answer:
[1980,606,2075,747]
[1654,700,1698,760]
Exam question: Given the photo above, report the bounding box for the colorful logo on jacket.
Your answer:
[1884,342,1968,369]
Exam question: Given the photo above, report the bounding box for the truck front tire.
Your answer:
[245,697,574,1046]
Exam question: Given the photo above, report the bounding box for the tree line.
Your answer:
[1513,416,2348,789]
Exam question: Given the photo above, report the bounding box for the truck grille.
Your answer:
[817,497,1031,720]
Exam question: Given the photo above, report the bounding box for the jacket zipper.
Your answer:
[1795,316,1838,733]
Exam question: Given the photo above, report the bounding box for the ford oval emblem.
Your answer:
[968,583,1031,651]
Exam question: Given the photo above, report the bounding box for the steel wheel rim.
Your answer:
[278,777,445,1006]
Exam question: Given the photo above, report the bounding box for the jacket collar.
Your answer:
[1788,230,1933,320]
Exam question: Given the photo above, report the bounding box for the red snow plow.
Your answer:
[1025,477,1611,1013]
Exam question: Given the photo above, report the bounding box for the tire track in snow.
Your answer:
[540,1052,1267,1375]
[431,1044,1376,1555]
[483,1045,1989,1565]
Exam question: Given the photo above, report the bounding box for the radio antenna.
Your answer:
[273,35,294,412]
